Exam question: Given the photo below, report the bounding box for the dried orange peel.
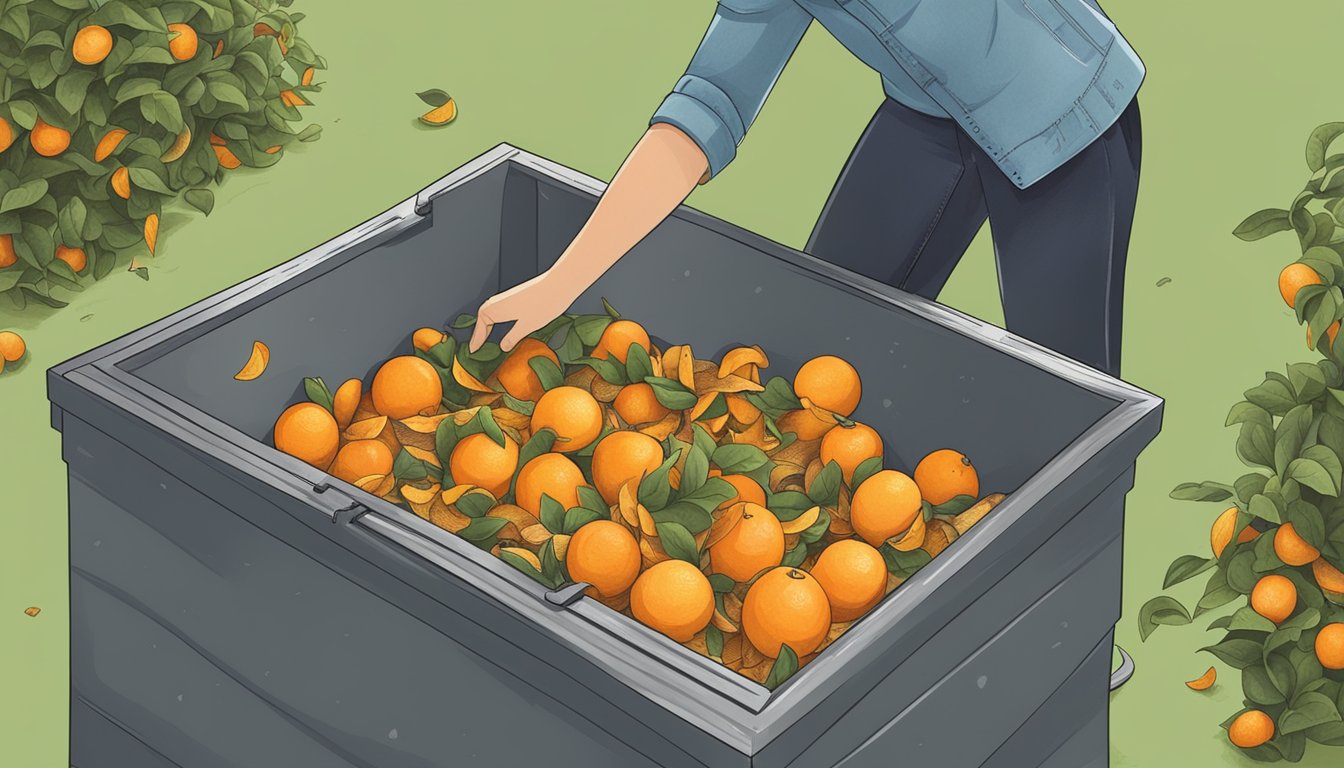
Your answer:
[233,341,270,381]
[1186,667,1216,691]
[417,89,457,126]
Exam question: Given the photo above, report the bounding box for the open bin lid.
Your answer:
[49,144,1163,758]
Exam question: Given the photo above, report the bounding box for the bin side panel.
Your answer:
[131,166,509,444]
[72,697,185,768]
[766,472,1128,768]
[530,176,1119,492]
[65,415,672,768]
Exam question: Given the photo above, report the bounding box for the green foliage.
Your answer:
[1142,123,1344,761]
[0,0,325,308]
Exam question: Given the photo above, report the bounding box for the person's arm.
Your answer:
[470,1,811,352]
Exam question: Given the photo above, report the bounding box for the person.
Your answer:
[469,0,1143,381]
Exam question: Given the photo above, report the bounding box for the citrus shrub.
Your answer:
[0,0,324,309]
[1139,122,1344,762]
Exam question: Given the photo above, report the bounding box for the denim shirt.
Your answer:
[650,0,1144,190]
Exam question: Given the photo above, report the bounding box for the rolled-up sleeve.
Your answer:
[650,1,811,180]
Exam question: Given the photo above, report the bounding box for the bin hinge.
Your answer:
[311,482,371,525]
[543,581,593,607]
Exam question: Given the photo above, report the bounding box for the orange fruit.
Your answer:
[913,449,980,506]
[54,245,86,273]
[1315,623,1344,670]
[72,25,113,65]
[167,23,198,61]
[1279,263,1324,308]
[1228,710,1275,749]
[515,453,586,515]
[819,422,883,485]
[94,128,128,161]
[450,432,520,499]
[1308,320,1341,351]
[30,120,70,157]
[1274,523,1320,567]
[411,327,445,352]
[720,474,766,507]
[850,470,922,547]
[567,520,641,598]
[742,567,831,658]
[1314,558,1344,593]
[794,355,862,417]
[332,379,362,430]
[613,383,671,425]
[709,502,784,582]
[273,402,339,469]
[1,234,18,268]
[495,338,560,402]
[329,439,394,484]
[531,386,602,453]
[1211,506,1257,558]
[0,330,26,364]
[371,355,442,419]
[630,560,714,642]
[214,144,242,169]
[592,430,664,504]
[0,116,13,154]
[777,408,836,441]
[1250,574,1296,624]
[592,320,651,364]
[111,167,131,199]
[810,539,887,622]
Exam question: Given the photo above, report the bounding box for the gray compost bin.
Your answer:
[49,144,1162,768]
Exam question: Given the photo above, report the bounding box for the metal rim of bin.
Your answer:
[50,143,1163,757]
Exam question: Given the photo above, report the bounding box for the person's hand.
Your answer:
[468,270,583,353]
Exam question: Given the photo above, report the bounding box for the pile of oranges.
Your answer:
[271,309,1004,687]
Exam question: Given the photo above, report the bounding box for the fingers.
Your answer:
[499,321,534,353]
[468,307,494,352]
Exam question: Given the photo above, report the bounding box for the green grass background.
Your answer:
[2,1,1341,765]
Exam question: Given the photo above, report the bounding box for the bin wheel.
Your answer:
[1109,645,1135,691]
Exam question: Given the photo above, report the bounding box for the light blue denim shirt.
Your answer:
[650,0,1145,190]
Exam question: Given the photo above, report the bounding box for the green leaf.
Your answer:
[458,516,509,544]
[1194,567,1241,617]
[127,167,174,195]
[644,376,698,410]
[1247,378,1297,416]
[712,444,770,474]
[1280,692,1342,735]
[562,506,604,535]
[456,492,494,519]
[1307,123,1344,172]
[656,522,699,564]
[1163,554,1216,589]
[1238,421,1276,470]
[88,2,168,33]
[1288,456,1340,496]
[55,70,96,115]
[184,188,215,215]
[601,298,621,318]
[1234,208,1293,241]
[624,343,653,384]
[681,445,709,495]
[1137,596,1192,642]
[1199,637,1263,669]
[1283,500,1327,550]
[1244,664,1289,706]
[303,377,333,413]
[1227,605,1278,633]
[417,88,452,107]
[880,544,931,578]
[572,314,612,346]
[1250,493,1282,525]
[763,645,799,690]
[1236,473,1270,504]
[528,356,565,392]
[850,456,883,492]
[514,429,558,491]
[1169,482,1234,502]
[808,460,842,506]
[540,538,563,588]
[708,574,735,593]
[539,494,566,535]
[139,91,183,132]
[652,502,714,534]
[706,625,724,659]
[0,179,48,215]
[391,448,429,483]
[1253,532,1286,573]
[576,485,607,516]
[577,355,626,385]
[638,449,682,512]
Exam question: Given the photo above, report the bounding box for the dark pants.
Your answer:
[806,97,1142,378]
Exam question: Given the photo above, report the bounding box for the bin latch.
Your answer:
[312,482,370,525]
[543,582,593,608]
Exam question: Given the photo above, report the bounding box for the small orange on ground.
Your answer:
[592,431,664,504]
[72,25,113,65]
[332,379,362,430]
[411,327,445,352]
[0,116,14,154]
[55,245,86,273]
[819,422,883,486]
[794,355,862,417]
[630,560,715,642]
[777,408,836,441]
[111,167,131,199]
[709,502,784,582]
[1185,666,1216,691]
[495,338,560,402]
[1314,558,1344,593]
[567,520,641,598]
[914,449,980,505]
[371,355,443,419]
[810,539,887,622]
[1274,523,1320,567]
[1250,574,1297,624]
[450,432,520,499]
[1315,623,1344,670]
[273,402,339,469]
[1,235,18,268]
[0,331,26,364]
[329,439,394,484]
[515,453,586,515]
[720,474,766,507]
[742,567,831,658]
[1279,263,1324,308]
[614,382,671,425]
[850,470,923,547]
[531,386,602,453]
[592,320,651,365]
[1228,710,1275,749]
[1211,506,1257,558]
[30,120,70,157]
[167,23,198,61]
[94,128,129,162]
